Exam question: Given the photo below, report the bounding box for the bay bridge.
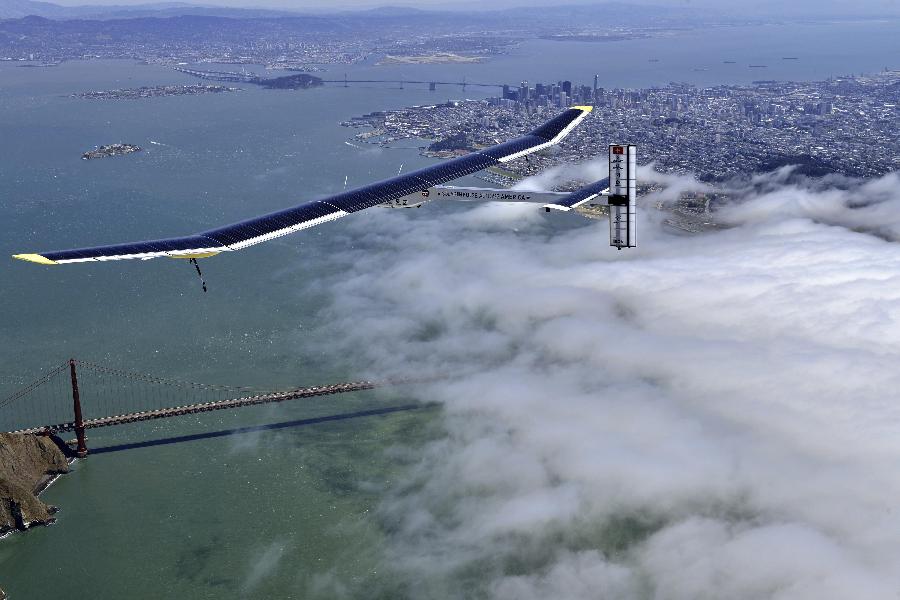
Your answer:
[321,75,503,91]
[1,359,427,458]
[173,67,504,92]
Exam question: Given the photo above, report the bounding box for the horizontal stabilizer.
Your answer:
[542,178,610,212]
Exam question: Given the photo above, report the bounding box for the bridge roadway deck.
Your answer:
[321,80,502,87]
[12,380,387,435]
[174,68,502,88]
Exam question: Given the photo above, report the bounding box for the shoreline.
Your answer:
[0,434,72,539]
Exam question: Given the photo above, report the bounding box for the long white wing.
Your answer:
[13,106,592,265]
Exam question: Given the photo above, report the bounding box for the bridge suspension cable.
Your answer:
[1,359,426,455]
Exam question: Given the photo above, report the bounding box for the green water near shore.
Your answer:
[0,58,459,598]
[0,397,440,598]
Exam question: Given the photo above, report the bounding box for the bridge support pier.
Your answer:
[69,359,88,458]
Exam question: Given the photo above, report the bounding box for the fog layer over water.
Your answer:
[313,168,900,598]
[0,21,898,597]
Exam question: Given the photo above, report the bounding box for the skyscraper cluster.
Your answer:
[498,77,599,109]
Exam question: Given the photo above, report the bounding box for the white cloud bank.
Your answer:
[310,167,900,599]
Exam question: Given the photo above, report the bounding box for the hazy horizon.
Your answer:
[28,0,900,16]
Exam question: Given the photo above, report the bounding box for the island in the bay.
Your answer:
[74,84,240,100]
[256,73,324,89]
[82,143,142,160]
[173,68,324,90]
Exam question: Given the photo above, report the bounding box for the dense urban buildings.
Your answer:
[346,70,900,182]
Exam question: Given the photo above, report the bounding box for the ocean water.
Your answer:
[0,19,897,598]
[0,58,460,599]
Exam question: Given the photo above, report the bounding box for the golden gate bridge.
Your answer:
[1,360,425,457]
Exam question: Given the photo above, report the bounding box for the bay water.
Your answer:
[0,19,896,598]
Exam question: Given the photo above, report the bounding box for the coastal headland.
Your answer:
[0,433,71,599]
[0,433,70,536]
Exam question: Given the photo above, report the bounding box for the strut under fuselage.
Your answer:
[384,144,637,250]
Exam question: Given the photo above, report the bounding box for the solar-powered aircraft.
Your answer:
[13,106,637,268]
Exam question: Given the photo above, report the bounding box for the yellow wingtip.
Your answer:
[572,105,594,112]
[13,253,58,265]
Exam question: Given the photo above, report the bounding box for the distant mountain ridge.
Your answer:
[0,0,301,19]
[3,0,894,24]
[1,0,898,20]
[0,0,70,18]
[0,1,707,28]
[0,0,707,21]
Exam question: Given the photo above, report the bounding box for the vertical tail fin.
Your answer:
[608,144,637,250]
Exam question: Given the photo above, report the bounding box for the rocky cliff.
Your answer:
[0,433,69,535]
